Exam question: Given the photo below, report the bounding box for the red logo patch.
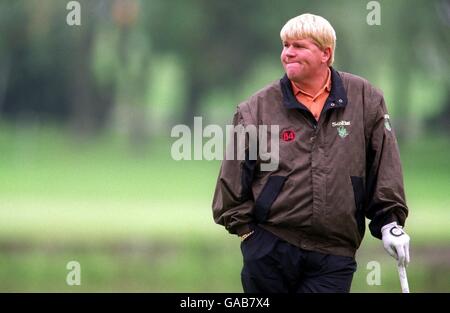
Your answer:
[281,130,296,142]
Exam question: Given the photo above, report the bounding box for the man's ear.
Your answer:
[322,47,332,64]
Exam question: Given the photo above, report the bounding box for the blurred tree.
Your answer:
[379,0,450,140]
[110,0,153,148]
[145,0,310,125]
[0,1,72,123]
[0,0,448,140]
[68,0,100,135]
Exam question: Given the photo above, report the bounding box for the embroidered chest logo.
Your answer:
[331,120,351,138]
[281,130,295,142]
[337,126,348,138]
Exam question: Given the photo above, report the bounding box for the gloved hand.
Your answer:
[381,222,410,267]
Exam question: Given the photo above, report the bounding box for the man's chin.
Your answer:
[286,72,304,82]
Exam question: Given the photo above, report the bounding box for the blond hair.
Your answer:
[280,13,336,66]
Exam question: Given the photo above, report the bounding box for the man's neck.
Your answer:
[293,67,330,96]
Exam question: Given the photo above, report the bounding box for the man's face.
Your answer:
[280,38,330,82]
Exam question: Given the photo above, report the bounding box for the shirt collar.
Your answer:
[280,67,348,111]
[291,67,332,99]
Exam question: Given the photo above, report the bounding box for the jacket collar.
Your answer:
[280,67,348,111]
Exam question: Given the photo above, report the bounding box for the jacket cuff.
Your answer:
[369,214,400,239]
[235,224,253,236]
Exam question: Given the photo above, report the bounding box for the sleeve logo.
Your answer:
[384,114,392,131]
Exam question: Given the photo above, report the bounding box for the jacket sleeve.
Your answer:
[211,104,257,236]
[365,95,409,239]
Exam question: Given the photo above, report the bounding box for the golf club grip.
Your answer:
[397,264,410,293]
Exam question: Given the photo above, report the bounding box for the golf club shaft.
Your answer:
[397,264,410,293]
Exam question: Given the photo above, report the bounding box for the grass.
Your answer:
[0,238,242,292]
[0,123,449,292]
[1,238,448,292]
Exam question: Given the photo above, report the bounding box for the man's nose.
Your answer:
[284,46,295,57]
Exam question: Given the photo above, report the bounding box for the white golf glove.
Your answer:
[381,222,410,267]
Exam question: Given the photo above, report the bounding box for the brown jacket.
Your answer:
[212,67,408,257]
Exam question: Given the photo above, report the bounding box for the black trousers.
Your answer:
[240,225,357,293]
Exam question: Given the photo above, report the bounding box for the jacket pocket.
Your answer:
[254,176,287,223]
[350,176,366,238]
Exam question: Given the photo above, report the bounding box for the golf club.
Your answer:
[397,263,410,293]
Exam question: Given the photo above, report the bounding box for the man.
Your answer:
[212,13,410,293]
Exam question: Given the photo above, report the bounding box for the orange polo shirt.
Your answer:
[291,68,331,121]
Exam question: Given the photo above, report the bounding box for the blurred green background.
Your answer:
[0,0,449,292]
